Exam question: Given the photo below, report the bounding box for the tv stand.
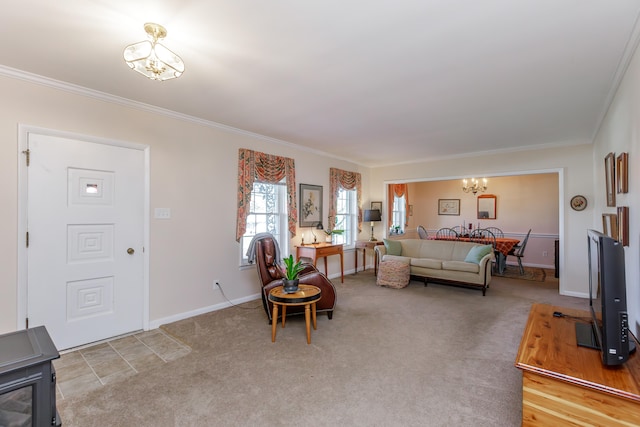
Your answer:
[575,322,600,350]
[516,304,640,426]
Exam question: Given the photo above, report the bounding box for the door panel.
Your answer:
[27,133,145,350]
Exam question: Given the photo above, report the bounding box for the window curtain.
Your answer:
[329,167,362,233]
[387,184,409,228]
[236,148,297,241]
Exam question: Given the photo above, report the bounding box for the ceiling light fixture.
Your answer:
[462,178,487,195]
[123,23,184,81]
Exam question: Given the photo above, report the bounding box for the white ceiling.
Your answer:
[2,1,640,166]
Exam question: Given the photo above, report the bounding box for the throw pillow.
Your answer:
[383,239,402,256]
[464,244,493,264]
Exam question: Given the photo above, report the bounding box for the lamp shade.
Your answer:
[363,209,381,222]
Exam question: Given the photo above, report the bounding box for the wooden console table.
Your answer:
[355,240,384,274]
[515,303,640,426]
[296,243,344,283]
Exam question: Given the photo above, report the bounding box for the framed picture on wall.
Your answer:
[602,213,618,239]
[617,206,629,246]
[617,152,628,194]
[370,201,382,211]
[438,199,460,216]
[605,152,616,207]
[299,184,322,227]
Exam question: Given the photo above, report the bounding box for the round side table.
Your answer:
[268,284,321,344]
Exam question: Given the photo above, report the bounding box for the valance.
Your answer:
[236,148,297,241]
[329,167,362,232]
[387,184,409,227]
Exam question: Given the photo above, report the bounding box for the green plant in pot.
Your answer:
[323,228,344,243]
[280,254,305,293]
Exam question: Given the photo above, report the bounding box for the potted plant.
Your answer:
[323,228,344,243]
[280,254,305,293]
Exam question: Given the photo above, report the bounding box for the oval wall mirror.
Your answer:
[477,194,496,219]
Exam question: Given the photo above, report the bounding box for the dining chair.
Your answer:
[470,229,497,248]
[508,229,531,275]
[484,227,504,238]
[435,227,459,239]
[417,225,429,239]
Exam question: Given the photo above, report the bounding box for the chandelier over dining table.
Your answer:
[462,178,488,195]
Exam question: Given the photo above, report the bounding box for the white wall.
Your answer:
[369,144,594,298]
[0,74,367,334]
[592,38,640,337]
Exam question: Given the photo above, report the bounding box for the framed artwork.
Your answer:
[370,201,382,211]
[299,184,322,227]
[617,206,629,246]
[602,213,618,239]
[605,152,616,207]
[617,152,628,194]
[438,199,460,216]
[408,205,413,216]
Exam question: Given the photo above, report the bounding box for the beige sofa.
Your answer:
[374,239,494,295]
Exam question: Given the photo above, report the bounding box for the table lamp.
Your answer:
[363,209,382,241]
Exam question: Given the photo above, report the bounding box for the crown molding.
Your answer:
[0,65,362,166]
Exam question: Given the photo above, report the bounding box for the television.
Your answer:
[576,229,635,365]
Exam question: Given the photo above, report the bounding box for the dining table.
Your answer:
[429,235,520,274]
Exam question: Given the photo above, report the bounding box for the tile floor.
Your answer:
[54,329,191,400]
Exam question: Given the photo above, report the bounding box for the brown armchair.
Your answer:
[253,236,336,323]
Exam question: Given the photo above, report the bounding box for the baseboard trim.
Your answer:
[148,293,262,330]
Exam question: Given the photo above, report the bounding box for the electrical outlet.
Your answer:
[542,251,548,257]
[213,279,221,291]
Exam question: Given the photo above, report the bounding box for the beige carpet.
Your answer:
[57,270,587,426]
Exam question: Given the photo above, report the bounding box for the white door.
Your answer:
[27,132,145,350]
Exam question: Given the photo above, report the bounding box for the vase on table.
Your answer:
[282,279,299,294]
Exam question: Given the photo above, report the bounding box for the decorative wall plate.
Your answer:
[570,195,587,211]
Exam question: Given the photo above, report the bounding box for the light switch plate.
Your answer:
[154,208,171,219]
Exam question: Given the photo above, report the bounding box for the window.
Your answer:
[240,180,289,265]
[392,195,406,233]
[333,188,357,246]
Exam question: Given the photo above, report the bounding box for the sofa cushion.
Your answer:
[383,239,402,256]
[382,254,410,264]
[415,240,455,260]
[411,258,443,270]
[442,260,480,273]
[464,245,493,264]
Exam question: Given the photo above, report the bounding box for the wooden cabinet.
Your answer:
[515,304,640,426]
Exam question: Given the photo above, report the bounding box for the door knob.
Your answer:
[127,248,135,255]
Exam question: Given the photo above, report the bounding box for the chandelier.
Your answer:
[123,23,185,81]
[462,178,487,195]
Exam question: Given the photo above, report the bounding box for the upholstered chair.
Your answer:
[253,236,336,323]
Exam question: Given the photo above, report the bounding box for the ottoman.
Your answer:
[377,260,410,288]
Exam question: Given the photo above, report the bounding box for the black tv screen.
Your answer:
[577,229,635,365]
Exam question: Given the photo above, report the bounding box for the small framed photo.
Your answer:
[370,201,382,211]
[438,199,460,216]
[617,206,629,246]
[602,213,618,239]
[617,152,628,194]
[299,184,323,227]
[605,152,616,207]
